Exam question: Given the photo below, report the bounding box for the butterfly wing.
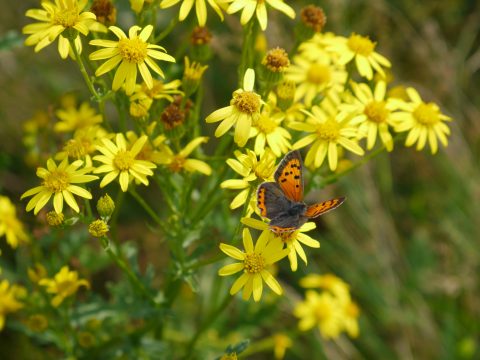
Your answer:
[304,197,346,218]
[269,213,307,234]
[274,150,304,202]
[257,182,292,220]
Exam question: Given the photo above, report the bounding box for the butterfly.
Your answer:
[257,150,345,233]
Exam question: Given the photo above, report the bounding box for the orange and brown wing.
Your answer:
[304,197,346,218]
[274,150,303,202]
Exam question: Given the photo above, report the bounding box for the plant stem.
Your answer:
[128,187,163,226]
[69,39,99,100]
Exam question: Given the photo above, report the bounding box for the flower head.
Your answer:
[54,102,103,133]
[93,133,157,192]
[160,0,225,26]
[242,217,319,271]
[0,280,25,331]
[89,25,175,95]
[324,33,391,80]
[39,266,90,307]
[290,99,364,170]
[221,149,276,210]
[206,69,262,147]
[157,137,212,175]
[89,219,109,237]
[226,0,295,31]
[391,87,452,154]
[23,0,105,59]
[218,228,289,302]
[0,196,29,248]
[21,158,98,214]
[250,106,291,157]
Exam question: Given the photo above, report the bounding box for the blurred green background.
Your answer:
[1,0,480,359]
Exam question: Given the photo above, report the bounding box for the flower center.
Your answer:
[56,279,75,295]
[114,150,135,171]
[364,101,388,123]
[64,139,89,159]
[118,38,148,64]
[232,91,261,115]
[307,64,331,85]
[347,34,375,56]
[43,171,70,192]
[53,7,80,28]
[314,302,332,321]
[244,252,265,274]
[413,103,440,126]
[316,119,340,142]
[255,115,277,134]
[168,156,185,173]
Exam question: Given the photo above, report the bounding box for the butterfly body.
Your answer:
[257,150,345,233]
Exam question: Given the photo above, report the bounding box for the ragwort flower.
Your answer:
[93,133,157,192]
[54,102,103,133]
[242,217,319,271]
[39,266,90,307]
[0,196,29,248]
[0,280,25,331]
[226,0,295,31]
[157,137,212,175]
[391,87,452,154]
[324,33,391,80]
[23,0,105,59]
[218,228,289,302]
[206,68,262,147]
[160,0,225,26]
[290,99,364,170]
[21,158,98,214]
[250,106,291,157]
[89,25,175,95]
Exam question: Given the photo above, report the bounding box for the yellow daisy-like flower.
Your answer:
[273,333,292,360]
[93,133,157,192]
[54,102,103,133]
[39,266,90,307]
[300,273,350,300]
[221,148,276,210]
[339,81,399,151]
[206,68,262,147]
[0,196,29,249]
[160,0,224,26]
[391,87,452,154]
[157,137,212,175]
[89,25,175,95]
[218,228,289,302]
[294,290,344,339]
[23,0,105,59]
[290,99,364,170]
[324,33,391,80]
[130,0,154,13]
[285,52,347,106]
[226,0,295,31]
[133,79,184,103]
[0,280,25,331]
[250,106,291,157]
[125,131,167,166]
[21,158,98,214]
[242,217,319,271]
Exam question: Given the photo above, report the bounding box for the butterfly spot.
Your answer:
[294,175,300,179]
[281,179,287,183]
[296,185,299,188]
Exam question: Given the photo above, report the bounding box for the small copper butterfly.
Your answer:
[257,150,345,233]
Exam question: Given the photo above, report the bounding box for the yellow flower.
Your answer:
[391,87,452,154]
[226,0,295,31]
[23,0,105,59]
[343,299,360,338]
[250,106,291,157]
[218,228,289,302]
[324,33,391,80]
[160,0,225,26]
[242,217,319,271]
[273,333,292,359]
[54,102,103,133]
[28,263,48,284]
[125,131,167,165]
[294,290,344,339]
[220,148,276,210]
[0,280,25,331]
[339,81,398,151]
[39,266,90,307]
[300,273,350,300]
[290,99,364,170]
[88,219,109,237]
[55,126,107,167]
[89,25,175,95]
[0,196,29,248]
[285,52,347,106]
[183,57,208,95]
[157,137,212,175]
[21,158,98,214]
[206,68,262,147]
[131,79,184,103]
[46,211,65,226]
[93,133,157,192]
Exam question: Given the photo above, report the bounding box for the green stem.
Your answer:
[183,293,233,359]
[155,17,179,43]
[69,39,99,99]
[238,20,256,85]
[128,187,163,226]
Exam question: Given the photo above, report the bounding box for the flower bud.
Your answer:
[89,219,109,238]
[96,194,115,219]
